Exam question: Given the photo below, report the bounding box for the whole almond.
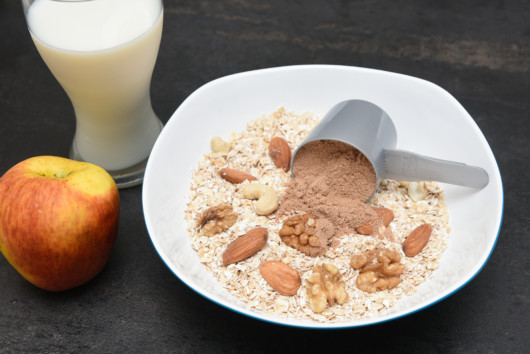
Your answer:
[259,260,301,296]
[402,223,432,257]
[218,168,256,184]
[375,207,394,227]
[222,227,268,265]
[356,221,373,235]
[268,137,291,171]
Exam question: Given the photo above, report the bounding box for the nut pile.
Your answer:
[184,107,450,323]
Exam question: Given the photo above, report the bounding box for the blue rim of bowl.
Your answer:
[142,64,504,329]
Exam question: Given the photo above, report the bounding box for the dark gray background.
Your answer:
[1,0,528,352]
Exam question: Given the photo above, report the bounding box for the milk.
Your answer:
[26,0,163,171]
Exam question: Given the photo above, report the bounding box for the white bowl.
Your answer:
[142,65,503,328]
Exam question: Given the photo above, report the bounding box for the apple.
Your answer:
[0,156,120,291]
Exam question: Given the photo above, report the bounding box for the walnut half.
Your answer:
[351,248,404,293]
[196,204,238,236]
[279,214,321,256]
[306,263,349,313]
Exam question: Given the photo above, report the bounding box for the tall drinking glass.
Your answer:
[22,0,164,188]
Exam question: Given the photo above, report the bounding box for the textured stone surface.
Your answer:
[0,0,528,352]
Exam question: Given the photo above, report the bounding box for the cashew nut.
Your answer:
[407,181,428,201]
[210,136,231,154]
[242,183,279,216]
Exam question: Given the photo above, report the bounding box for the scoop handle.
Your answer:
[383,149,489,189]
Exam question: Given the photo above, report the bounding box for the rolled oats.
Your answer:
[184,107,450,323]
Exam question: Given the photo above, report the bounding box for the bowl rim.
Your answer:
[142,64,504,328]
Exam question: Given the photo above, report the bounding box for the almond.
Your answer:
[402,223,432,257]
[268,137,291,171]
[218,168,256,184]
[356,221,373,235]
[259,260,301,296]
[375,207,394,227]
[356,207,394,235]
[222,227,268,265]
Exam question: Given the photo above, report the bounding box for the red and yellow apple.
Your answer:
[0,156,120,291]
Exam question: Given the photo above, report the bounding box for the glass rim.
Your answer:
[22,0,164,53]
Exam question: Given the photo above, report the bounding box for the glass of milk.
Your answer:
[22,0,164,188]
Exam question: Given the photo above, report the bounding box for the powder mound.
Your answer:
[293,140,376,202]
[279,140,380,255]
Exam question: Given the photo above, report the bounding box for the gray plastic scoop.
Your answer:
[291,99,489,200]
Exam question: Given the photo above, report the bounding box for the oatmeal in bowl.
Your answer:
[142,65,502,328]
[184,107,450,323]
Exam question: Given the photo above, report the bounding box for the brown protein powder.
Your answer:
[279,140,383,256]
